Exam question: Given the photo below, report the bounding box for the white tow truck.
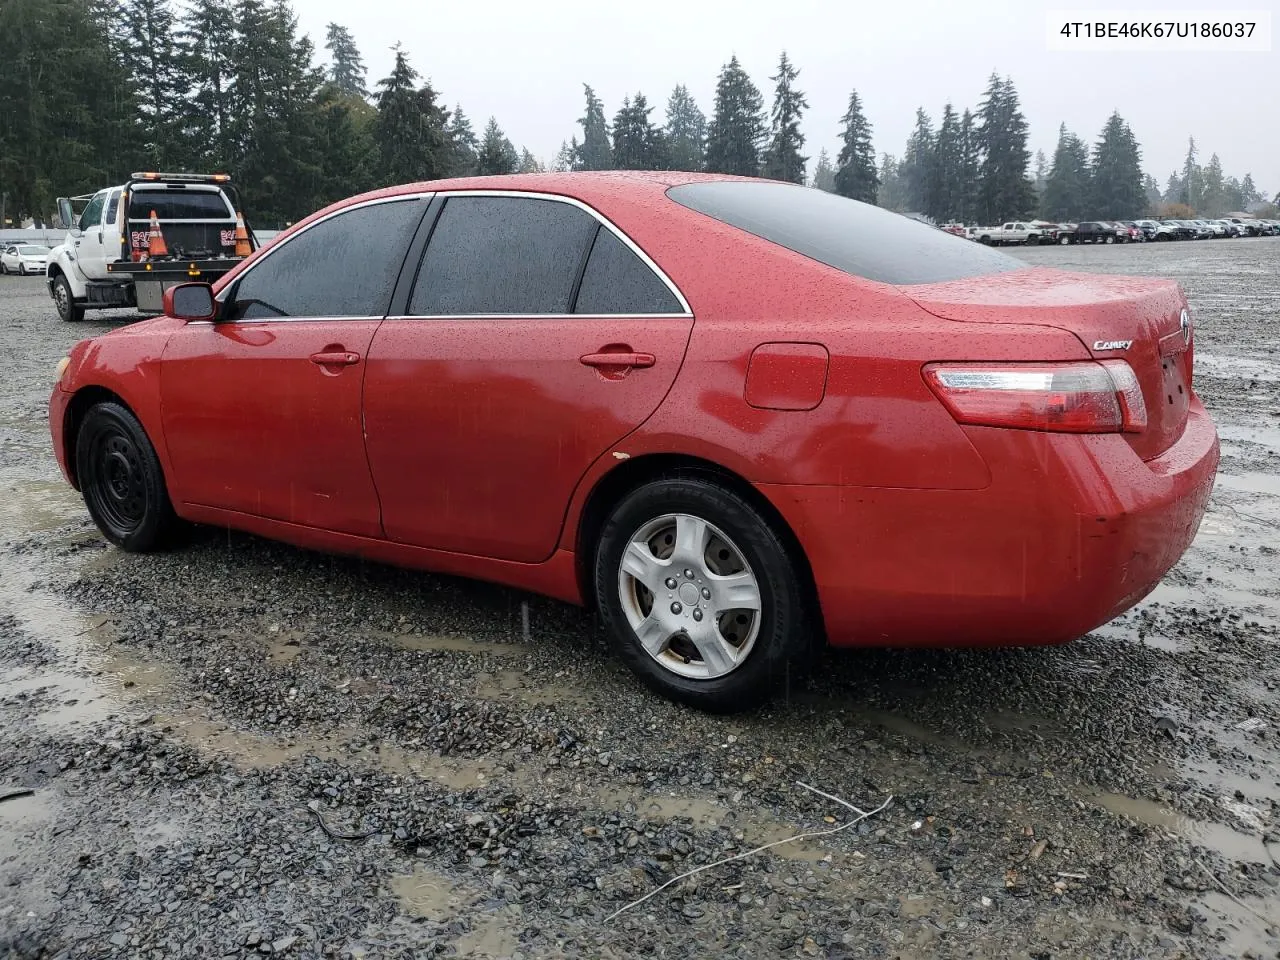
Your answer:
[46,172,257,322]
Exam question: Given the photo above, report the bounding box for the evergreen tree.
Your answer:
[833,89,878,203]
[1143,173,1162,213]
[612,93,667,170]
[704,55,766,176]
[1088,111,1144,219]
[476,117,519,175]
[877,153,907,211]
[373,47,449,187]
[1178,137,1202,211]
[957,108,980,222]
[975,74,1036,222]
[761,52,808,183]
[928,104,963,221]
[900,108,934,213]
[518,148,543,173]
[551,139,575,172]
[1033,149,1048,197]
[1164,170,1182,203]
[180,0,238,169]
[573,85,612,170]
[1240,172,1259,205]
[225,0,326,222]
[323,23,366,98]
[1199,153,1226,216]
[664,85,706,171]
[445,105,478,176]
[122,0,189,170]
[312,82,375,203]
[811,148,835,191]
[1041,124,1091,221]
[1222,177,1244,213]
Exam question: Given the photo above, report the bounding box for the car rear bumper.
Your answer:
[759,397,1219,648]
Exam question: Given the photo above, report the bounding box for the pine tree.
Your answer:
[876,153,907,211]
[551,139,575,172]
[180,0,237,169]
[1041,124,1091,221]
[975,74,1036,222]
[928,104,963,221]
[373,47,449,187]
[445,105,478,176]
[761,52,807,183]
[1240,172,1259,205]
[612,93,667,170]
[1199,153,1226,216]
[900,108,934,213]
[833,89,877,203]
[312,82,375,204]
[957,109,980,222]
[1143,173,1162,213]
[1164,170,1182,203]
[476,118,519,175]
[1033,149,1048,197]
[1222,177,1244,213]
[811,149,835,191]
[122,0,188,169]
[1088,112,1144,219]
[1178,137,1202,211]
[664,85,706,172]
[323,23,366,98]
[704,55,766,176]
[518,148,543,173]
[573,85,612,170]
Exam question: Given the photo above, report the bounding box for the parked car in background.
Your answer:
[1132,220,1161,240]
[1069,221,1116,243]
[1028,220,1061,243]
[0,243,51,274]
[1117,222,1144,242]
[1200,220,1228,238]
[1167,220,1199,241]
[973,221,1054,245]
[1148,221,1180,241]
[46,171,1220,710]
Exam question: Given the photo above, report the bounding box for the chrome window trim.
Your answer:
[382,313,692,322]
[213,193,436,313]
[420,189,693,318]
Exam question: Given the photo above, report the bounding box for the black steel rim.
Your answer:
[86,427,147,534]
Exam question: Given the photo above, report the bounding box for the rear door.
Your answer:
[363,193,694,562]
[160,196,428,536]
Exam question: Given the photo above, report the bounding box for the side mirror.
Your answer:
[164,282,217,321]
[56,198,81,236]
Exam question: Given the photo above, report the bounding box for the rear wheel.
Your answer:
[53,274,85,322]
[75,402,179,552]
[594,477,811,712]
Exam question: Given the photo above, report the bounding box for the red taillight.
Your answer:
[923,361,1147,434]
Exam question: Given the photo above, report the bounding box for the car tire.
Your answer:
[53,274,85,322]
[75,402,180,552]
[1105,236,1115,244]
[0,262,7,274]
[17,263,26,276]
[593,476,811,712]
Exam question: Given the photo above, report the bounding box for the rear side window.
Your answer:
[575,227,683,314]
[410,196,597,315]
[130,190,232,220]
[228,199,425,320]
[105,190,122,226]
[667,181,1022,286]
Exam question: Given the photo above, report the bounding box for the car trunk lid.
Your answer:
[904,267,1193,461]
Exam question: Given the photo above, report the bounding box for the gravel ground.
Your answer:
[1,239,1278,959]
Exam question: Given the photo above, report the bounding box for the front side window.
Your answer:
[668,181,1022,286]
[575,226,683,315]
[409,196,597,315]
[227,199,425,320]
[79,192,106,231]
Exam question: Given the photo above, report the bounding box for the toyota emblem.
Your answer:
[1180,308,1191,346]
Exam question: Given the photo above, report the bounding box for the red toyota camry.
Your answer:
[49,172,1219,711]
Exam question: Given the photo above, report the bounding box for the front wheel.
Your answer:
[75,402,180,552]
[594,477,811,712]
[17,263,26,276]
[53,274,85,322]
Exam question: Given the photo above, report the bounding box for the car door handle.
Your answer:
[579,351,655,369]
[309,350,361,366]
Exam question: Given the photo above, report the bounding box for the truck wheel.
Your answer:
[75,402,180,552]
[54,275,85,322]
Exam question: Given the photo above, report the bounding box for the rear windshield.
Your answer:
[666,180,1022,285]
[129,190,231,220]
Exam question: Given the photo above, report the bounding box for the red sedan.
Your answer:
[49,173,1219,711]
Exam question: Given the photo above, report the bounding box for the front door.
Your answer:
[75,190,110,280]
[363,194,694,563]
[159,196,430,537]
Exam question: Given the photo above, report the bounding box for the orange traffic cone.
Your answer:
[147,210,168,258]
[233,211,251,257]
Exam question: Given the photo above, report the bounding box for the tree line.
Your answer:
[1,0,1273,229]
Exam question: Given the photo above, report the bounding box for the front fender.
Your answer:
[48,248,89,297]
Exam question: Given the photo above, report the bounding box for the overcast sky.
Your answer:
[293,0,1279,194]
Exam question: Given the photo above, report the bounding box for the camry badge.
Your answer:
[1093,340,1133,351]
[1180,308,1191,346]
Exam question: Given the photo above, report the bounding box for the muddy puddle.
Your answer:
[1215,471,1280,496]
[391,865,522,957]
[1092,792,1272,864]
